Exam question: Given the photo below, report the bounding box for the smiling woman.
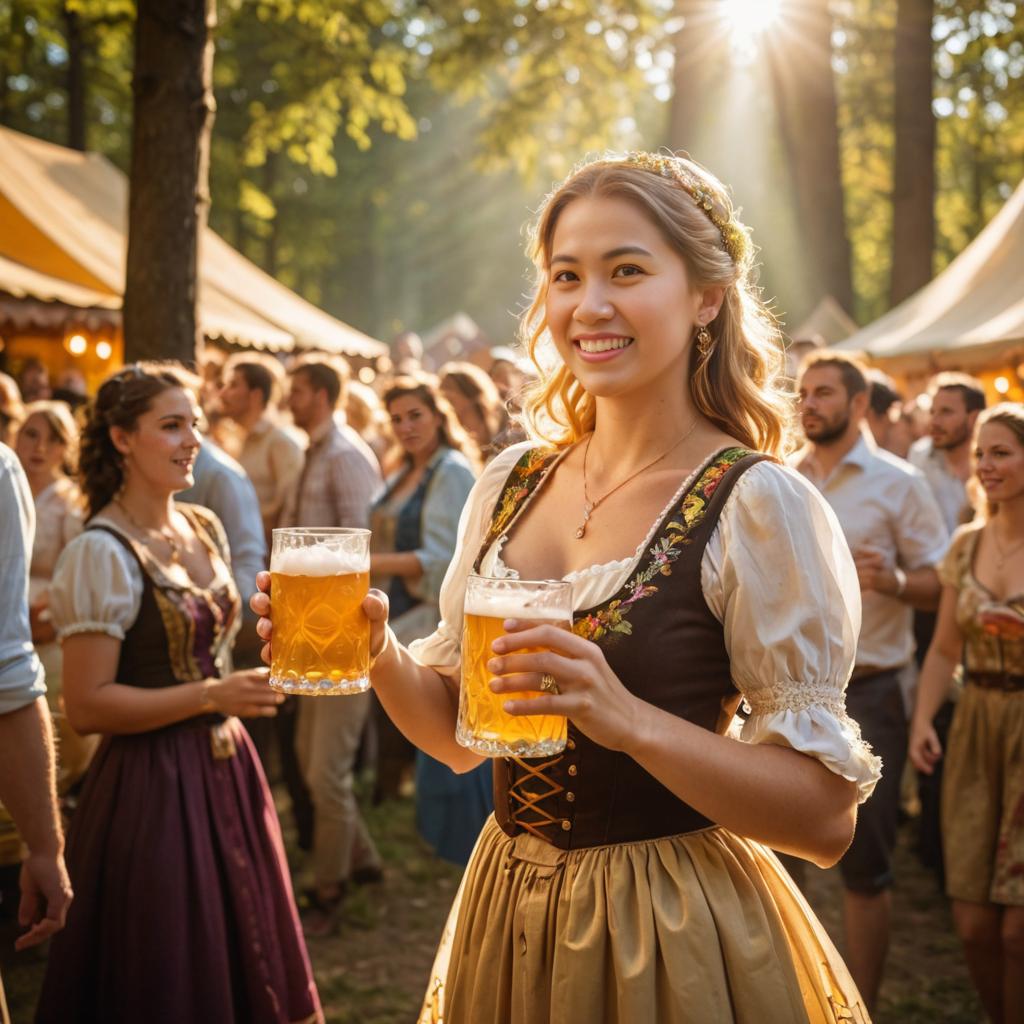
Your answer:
[34,361,322,1023]
[252,151,878,1024]
[910,403,1024,1022]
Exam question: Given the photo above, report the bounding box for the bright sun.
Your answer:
[722,0,784,38]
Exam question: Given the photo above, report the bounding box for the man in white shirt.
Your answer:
[908,372,986,534]
[792,351,947,1014]
[0,444,72,1020]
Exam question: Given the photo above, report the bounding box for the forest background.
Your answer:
[1,0,1021,348]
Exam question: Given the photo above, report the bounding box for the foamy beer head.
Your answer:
[458,574,573,757]
[270,528,371,696]
[463,587,544,624]
[271,540,370,577]
[463,574,573,623]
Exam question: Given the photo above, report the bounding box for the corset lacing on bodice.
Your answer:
[506,753,568,840]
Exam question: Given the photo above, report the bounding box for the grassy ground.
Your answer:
[1,796,982,1023]
[802,838,982,1023]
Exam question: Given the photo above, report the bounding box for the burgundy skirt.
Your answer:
[35,716,321,1024]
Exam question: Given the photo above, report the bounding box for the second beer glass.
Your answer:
[270,527,371,696]
[457,574,573,757]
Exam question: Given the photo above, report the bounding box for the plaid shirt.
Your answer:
[283,418,382,529]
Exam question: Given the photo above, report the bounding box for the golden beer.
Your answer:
[457,576,573,757]
[270,529,371,696]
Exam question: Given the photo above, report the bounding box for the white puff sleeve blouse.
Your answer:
[50,525,144,641]
[410,444,881,803]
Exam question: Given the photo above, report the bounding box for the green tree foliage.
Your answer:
[0,1,133,160]
[218,0,417,176]
[2,0,1022,344]
[420,0,666,179]
[834,0,1023,324]
[933,0,1024,265]
[206,0,672,338]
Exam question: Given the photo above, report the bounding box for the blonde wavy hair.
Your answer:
[519,154,792,456]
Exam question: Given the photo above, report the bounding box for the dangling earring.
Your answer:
[696,323,714,361]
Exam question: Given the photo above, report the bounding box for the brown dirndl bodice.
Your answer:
[89,504,238,690]
[473,446,771,851]
[87,505,241,751]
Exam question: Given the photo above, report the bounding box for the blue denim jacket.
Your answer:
[376,446,476,611]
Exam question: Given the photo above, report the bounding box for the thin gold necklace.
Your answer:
[991,522,1024,569]
[576,419,699,540]
[115,497,183,565]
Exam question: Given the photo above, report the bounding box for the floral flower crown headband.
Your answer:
[613,152,750,266]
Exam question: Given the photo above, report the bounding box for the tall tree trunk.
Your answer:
[889,0,935,306]
[123,0,216,365]
[64,3,87,151]
[765,0,854,316]
[667,0,729,152]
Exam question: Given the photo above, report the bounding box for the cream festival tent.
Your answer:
[834,177,1024,374]
[0,125,385,358]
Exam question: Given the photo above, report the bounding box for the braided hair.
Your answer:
[79,362,197,519]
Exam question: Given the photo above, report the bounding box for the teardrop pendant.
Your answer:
[575,502,593,539]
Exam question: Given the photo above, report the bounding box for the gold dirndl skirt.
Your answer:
[418,815,868,1023]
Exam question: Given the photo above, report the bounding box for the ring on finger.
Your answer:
[540,672,560,695]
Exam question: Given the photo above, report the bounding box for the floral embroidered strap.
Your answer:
[473,446,561,572]
[571,447,753,645]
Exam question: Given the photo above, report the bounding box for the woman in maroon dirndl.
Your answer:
[34,363,321,1024]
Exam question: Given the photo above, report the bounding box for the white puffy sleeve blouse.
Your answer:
[49,527,145,641]
[410,443,881,803]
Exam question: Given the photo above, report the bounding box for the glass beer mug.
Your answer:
[457,574,573,757]
[269,527,371,696]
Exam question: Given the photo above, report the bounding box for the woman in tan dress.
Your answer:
[255,153,878,1022]
[910,403,1024,1024]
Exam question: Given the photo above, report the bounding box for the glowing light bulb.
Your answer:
[995,376,1010,394]
[358,366,376,385]
[96,340,113,360]
[68,334,87,356]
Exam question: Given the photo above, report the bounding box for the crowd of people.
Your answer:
[0,340,534,1022]
[0,150,1020,1024]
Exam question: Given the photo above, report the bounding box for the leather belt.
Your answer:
[966,671,1024,692]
